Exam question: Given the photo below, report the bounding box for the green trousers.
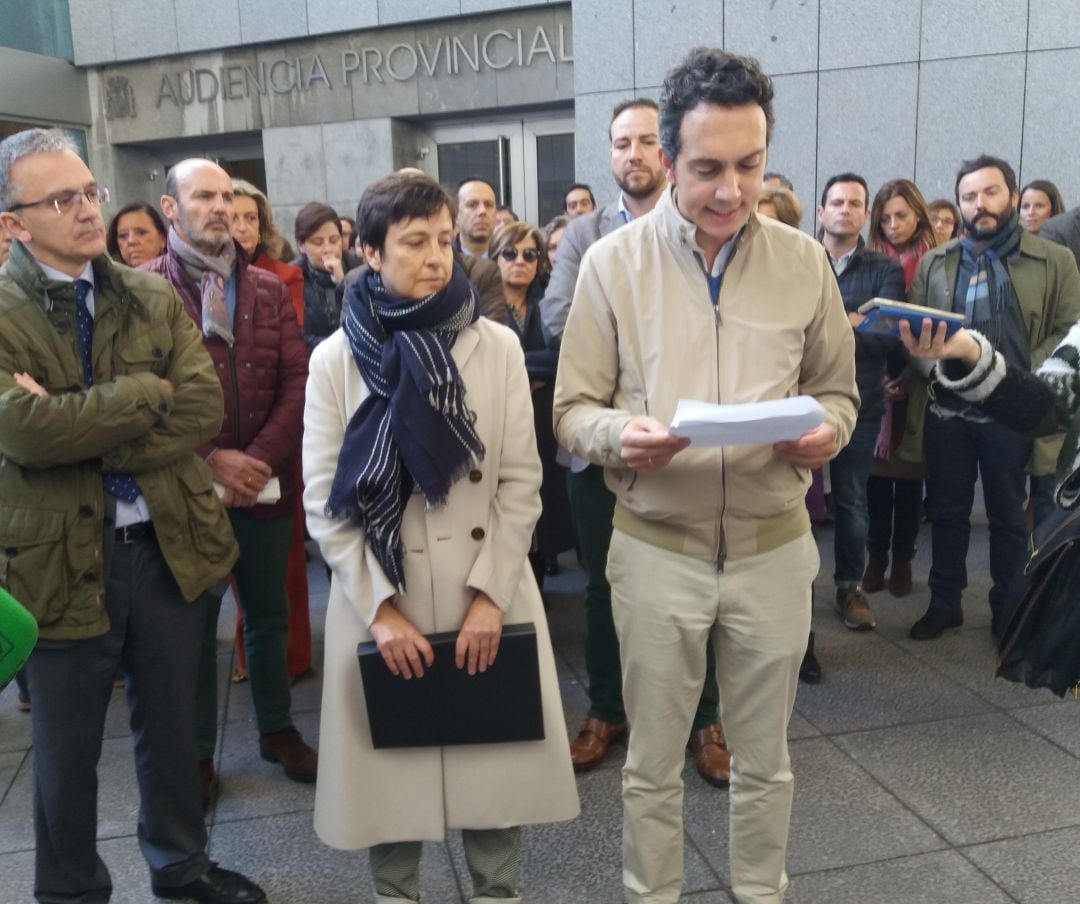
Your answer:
[370,828,521,902]
[567,465,720,729]
[196,510,294,758]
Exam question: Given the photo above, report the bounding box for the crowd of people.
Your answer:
[2,42,1080,904]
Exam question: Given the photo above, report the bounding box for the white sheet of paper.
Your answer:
[213,475,281,504]
[669,396,826,447]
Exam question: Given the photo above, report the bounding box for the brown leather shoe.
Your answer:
[259,726,318,783]
[862,551,888,593]
[888,557,913,597]
[688,724,730,788]
[569,717,626,772]
[199,758,217,811]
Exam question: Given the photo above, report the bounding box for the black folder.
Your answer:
[357,621,545,748]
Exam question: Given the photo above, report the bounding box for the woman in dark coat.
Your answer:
[488,221,575,585]
[293,202,346,351]
[864,179,939,597]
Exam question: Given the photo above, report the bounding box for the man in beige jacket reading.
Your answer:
[553,49,858,904]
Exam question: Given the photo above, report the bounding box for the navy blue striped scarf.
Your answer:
[959,210,1023,348]
[326,264,484,589]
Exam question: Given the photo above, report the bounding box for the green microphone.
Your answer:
[0,587,37,690]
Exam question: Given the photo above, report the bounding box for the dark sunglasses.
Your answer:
[499,247,541,263]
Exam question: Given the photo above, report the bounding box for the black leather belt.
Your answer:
[115,522,155,544]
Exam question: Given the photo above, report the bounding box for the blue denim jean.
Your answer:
[831,418,882,586]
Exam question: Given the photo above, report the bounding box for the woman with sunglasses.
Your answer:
[488,222,575,584]
[302,172,578,901]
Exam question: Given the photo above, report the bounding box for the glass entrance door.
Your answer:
[428,116,575,227]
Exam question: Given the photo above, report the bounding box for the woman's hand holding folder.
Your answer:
[455,592,504,676]
[370,591,505,679]
[370,596,435,679]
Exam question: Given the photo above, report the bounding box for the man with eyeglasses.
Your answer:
[0,129,265,902]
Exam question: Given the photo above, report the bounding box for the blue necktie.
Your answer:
[74,279,141,504]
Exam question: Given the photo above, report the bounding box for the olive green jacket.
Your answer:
[905,231,1080,473]
[0,242,239,640]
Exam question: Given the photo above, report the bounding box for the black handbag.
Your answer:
[997,501,1080,696]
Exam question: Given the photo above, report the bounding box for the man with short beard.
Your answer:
[540,98,729,789]
[907,154,1080,640]
[146,158,316,799]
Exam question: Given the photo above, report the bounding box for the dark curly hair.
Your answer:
[659,48,774,162]
[954,154,1018,202]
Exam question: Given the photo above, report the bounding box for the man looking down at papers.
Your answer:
[553,49,858,904]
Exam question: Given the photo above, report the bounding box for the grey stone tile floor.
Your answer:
[2,500,1079,903]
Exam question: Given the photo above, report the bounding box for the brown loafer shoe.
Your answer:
[259,726,318,783]
[569,716,627,772]
[862,552,888,593]
[688,724,730,788]
[888,558,913,597]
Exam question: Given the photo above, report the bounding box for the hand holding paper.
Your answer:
[620,415,691,472]
[669,396,826,447]
[773,422,838,468]
[213,476,281,505]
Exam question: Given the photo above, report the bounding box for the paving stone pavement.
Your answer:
[2,501,1078,903]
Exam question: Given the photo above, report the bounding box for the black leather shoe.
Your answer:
[153,864,266,903]
[909,608,963,640]
[799,631,822,684]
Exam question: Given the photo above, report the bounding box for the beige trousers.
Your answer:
[607,529,818,904]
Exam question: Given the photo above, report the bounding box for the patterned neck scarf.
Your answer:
[325,264,484,589]
[959,209,1023,341]
[168,228,237,345]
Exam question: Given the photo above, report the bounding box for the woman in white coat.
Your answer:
[303,172,579,903]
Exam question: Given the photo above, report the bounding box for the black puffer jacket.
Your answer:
[834,241,906,420]
[295,254,341,352]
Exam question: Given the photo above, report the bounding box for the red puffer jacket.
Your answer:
[143,244,309,520]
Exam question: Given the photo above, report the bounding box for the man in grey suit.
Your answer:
[540,98,730,787]
[1040,206,1080,269]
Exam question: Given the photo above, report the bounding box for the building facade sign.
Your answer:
[155,24,571,108]
[95,7,573,144]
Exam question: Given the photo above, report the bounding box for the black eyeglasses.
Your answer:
[499,247,541,263]
[9,186,110,216]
